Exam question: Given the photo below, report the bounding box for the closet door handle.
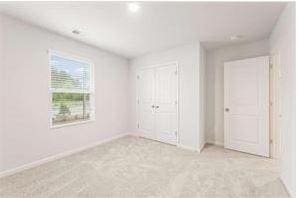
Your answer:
[155,106,159,109]
[151,105,155,108]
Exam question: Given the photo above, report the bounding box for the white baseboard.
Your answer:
[135,131,200,153]
[177,144,200,152]
[206,140,224,147]
[0,132,131,178]
[135,130,201,153]
[199,141,206,152]
[128,132,139,137]
[280,176,295,198]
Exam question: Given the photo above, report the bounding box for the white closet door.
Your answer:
[224,56,269,157]
[138,68,156,139]
[155,64,178,145]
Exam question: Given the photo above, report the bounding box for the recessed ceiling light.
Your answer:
[230,35,244,41]
[128,3,140,13]
[72,30,81,35]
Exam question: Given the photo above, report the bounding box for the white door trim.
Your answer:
[269,52,282,159]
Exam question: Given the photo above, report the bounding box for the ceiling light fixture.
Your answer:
[128,3,140,13]
[230,35,244,41]
[72,30,81,35]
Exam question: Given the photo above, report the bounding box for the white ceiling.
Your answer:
[0,2,286,59]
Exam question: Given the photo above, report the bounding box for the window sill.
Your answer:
[50,119,94,129]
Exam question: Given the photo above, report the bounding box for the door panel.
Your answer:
[230,116,259,143]
[224,56,269,157]
[138,68,155,139]
[137,63,178,145]
[155,64,178,144]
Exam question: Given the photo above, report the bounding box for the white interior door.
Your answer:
[155,64,178,145]
[138,68,155,140]
[137,63,178,145]
[224,56,269,157]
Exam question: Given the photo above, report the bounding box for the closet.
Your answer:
[137,62,178,145]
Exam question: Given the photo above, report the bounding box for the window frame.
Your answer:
[48,49,95,129]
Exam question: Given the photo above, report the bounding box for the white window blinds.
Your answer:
[50,52,94,127]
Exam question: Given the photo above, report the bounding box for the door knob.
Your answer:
[151,105,155,108]
[155,106,159,109]
[225,108,229,112]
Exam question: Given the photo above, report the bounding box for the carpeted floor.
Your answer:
[0,136,289,198]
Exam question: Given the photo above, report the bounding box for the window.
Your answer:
[50,51,94,127]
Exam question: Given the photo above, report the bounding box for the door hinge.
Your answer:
[137,75,140,79]
[175,131,178,137]
[137,123,139,128]
[270,139,273,144]
[269,56,274,65]
[270,64,273,69]
[174,70,178,75]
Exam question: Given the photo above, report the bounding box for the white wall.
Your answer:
[206,39,270,145]
[0,15,129,173]
[0,15,4,171]
[129,43,203,150]
[199,45,207,149]
[269,3,295,197]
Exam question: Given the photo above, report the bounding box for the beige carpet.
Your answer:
[0,136,289,198]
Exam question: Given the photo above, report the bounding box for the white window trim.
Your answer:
[48,49,95,129]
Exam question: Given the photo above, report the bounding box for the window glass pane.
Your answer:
[50,52,94,127]
[52,93,91,125]
[51,55,90,91]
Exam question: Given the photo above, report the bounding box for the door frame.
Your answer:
[223,56,270,157]
[136,61,180,145]
[269,52,282,159]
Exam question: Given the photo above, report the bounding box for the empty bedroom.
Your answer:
[0,1,296,198]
